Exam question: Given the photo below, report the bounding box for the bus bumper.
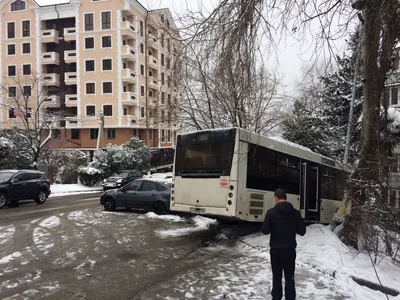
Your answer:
[170,203,235,218]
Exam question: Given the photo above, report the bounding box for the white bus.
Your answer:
[170,128,349,224]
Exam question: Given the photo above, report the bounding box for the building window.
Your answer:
[102,59,112,71]
[85,60,95,72]
[7,22,15,39]
[166,58,170,69]
[161,14,165,23]
[85,37,94,49]
[22,20,30,37]
[23,64,31,75]
[22,42,30,54]
[141,86,145,96]
[161,130,165,143]
[140,65,145,76]
[103,82,112,94]
[161,92,165,104]
[107,128,116,139]
[140,20,144,37]
[11,0,26,11]
[90,128,99,139]
[102,36,112,48]
[141,107,145,118]
[101,11,111,29]
[86,83,95,94]
[140,43,144,54]
[85,13,94,31]
[161,73,165,85]
[392,88,398,105]
[8,66,16,76]
[25,108,32,118]
[161,110,165,123]
[23,86,31,97]
[167,39,171,52]
[167,76,171,88]
[7,44,16,55]
[8,108,16,119]
[161,34,164,47]
[71,129,80,139]
[149,129,153,139]
[86,105,95,116]
[8,87,17,98]
[168,94,171,106]
[167,130,171,143]
[161,53,165,66]
[103,105,112,116]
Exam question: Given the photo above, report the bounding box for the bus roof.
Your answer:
[178,127,351,172]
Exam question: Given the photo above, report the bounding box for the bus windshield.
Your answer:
[175,129,236,177]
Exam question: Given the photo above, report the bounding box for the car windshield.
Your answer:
[111,171,129,178]
[0,172,15,182]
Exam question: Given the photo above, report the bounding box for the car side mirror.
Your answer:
[11,178,19,183]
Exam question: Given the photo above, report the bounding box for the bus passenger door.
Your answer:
[300,162,320,221]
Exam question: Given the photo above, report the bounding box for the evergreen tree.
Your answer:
[282,29,363,161]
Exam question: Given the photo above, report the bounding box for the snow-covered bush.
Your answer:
[0,137,13,169]
[58,150,89,184]
[89,137,151,178]
[78,167,103,186]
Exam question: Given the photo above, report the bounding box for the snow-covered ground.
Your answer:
[49,184,102,197]
[1,207,399,299]
[231,224,400,300]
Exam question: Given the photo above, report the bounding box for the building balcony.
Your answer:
[64,50,77,63]
[121,21,136,38]
[148,56,158,69]
[122,68,136,83]
[148,77,158,89]
[42,52,60,65]
[42,95,60,107]
[43,73,60,86]
[123,115,137,126]
[65,72,77,85]
[65,117,79,127]
[63,27,76,41]
[45,119,60,128]
[122,45,136,61]
[122,92,138,106]
[65,94,78,107]
[41,29,59,44]
[147,34,158,49]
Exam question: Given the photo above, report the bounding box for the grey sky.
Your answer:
[33,0,349,95]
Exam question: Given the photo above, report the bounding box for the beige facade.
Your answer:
[0,0,180,149]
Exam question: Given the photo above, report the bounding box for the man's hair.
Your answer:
[274,188,287,200]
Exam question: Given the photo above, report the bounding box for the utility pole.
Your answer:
[97,112,104,150]
[344,23,363,165]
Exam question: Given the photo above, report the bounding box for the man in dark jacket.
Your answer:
[262,188,306,300]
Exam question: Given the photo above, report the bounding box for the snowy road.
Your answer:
[0,196,398,299]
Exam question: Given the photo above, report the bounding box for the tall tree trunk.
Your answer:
[341,5,381,248]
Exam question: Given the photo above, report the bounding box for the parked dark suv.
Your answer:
[0,170,51,209]
[102,170,142,191]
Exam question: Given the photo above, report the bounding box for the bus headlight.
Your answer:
[227,200,232,205]
[229,185,234,190]
[228,193,233,198]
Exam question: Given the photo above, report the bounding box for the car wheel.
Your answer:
[35,190,47,204]
[153,202,167,215]
[0,193,7,209]
[104,198,116,211]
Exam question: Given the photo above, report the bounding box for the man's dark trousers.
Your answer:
[270,248,296,300]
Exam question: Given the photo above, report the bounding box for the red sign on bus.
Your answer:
[220,177,228,188]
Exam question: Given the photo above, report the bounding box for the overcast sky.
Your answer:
[32,0,349,96]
